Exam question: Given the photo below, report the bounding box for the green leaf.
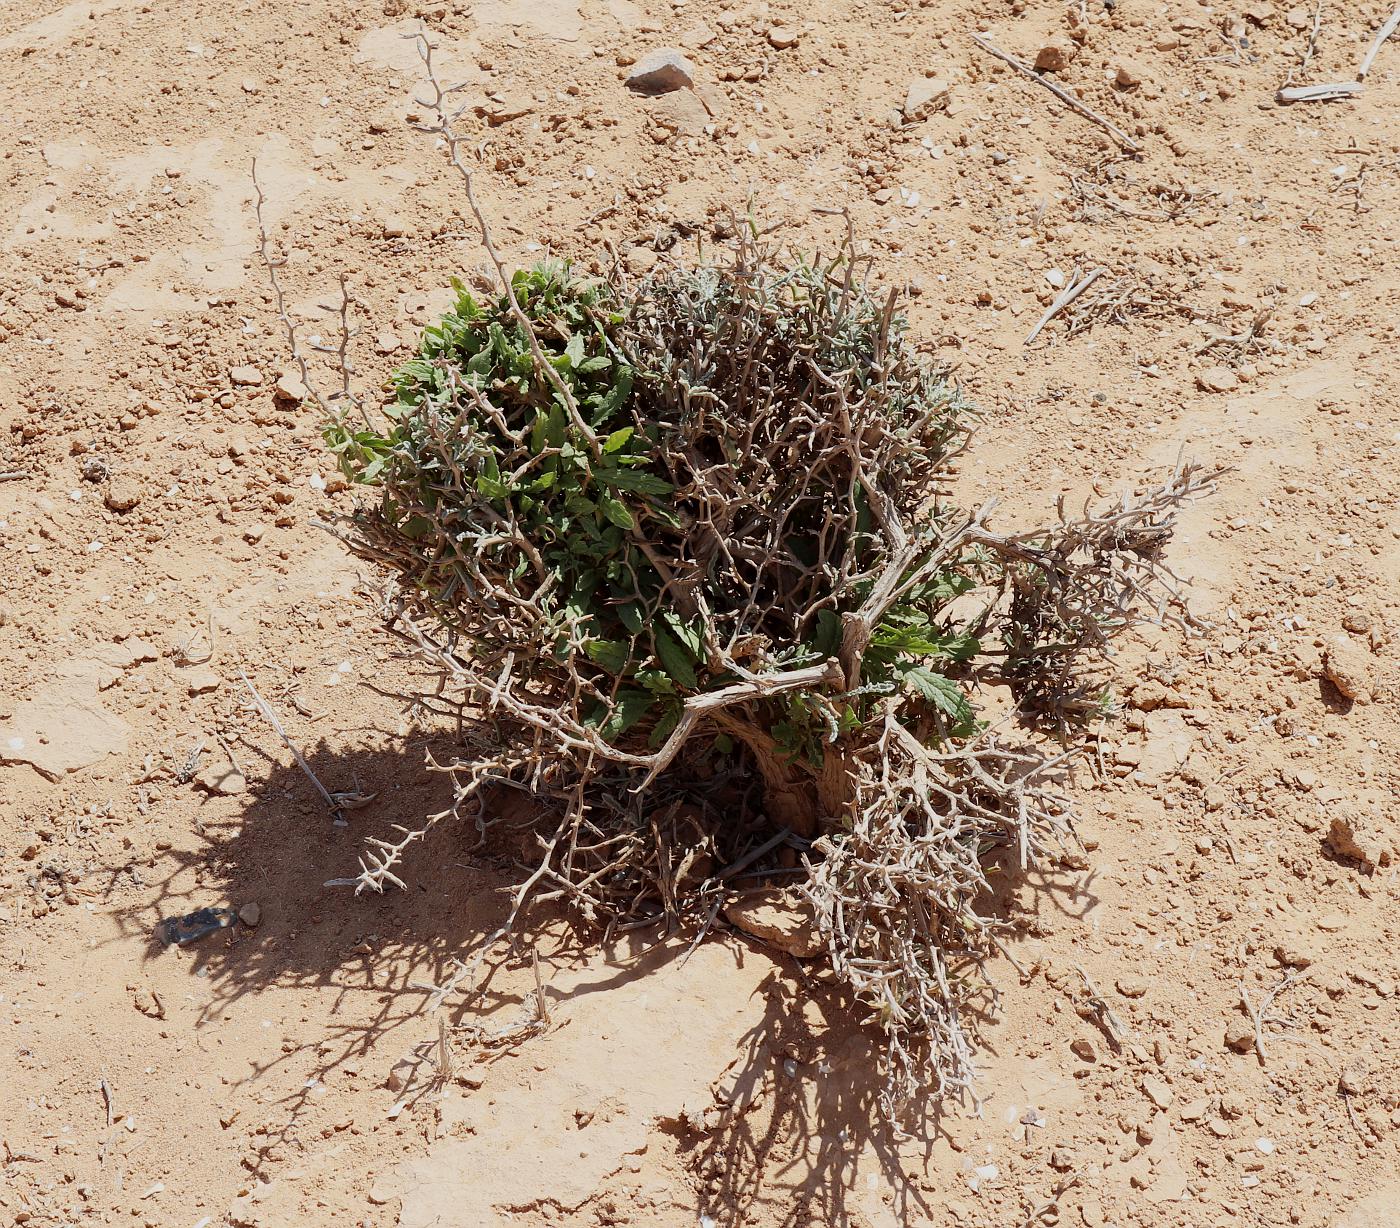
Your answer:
[599,493,635,530]
[545,402,567,449]
[813,608,843,657]
[635,668,677,696]
[601,690,655,739]
[897,664,974,725]
[565,490,598,519]
[647,700,682,748]
[566,571,598,622]
[595,467,674,496]
[615,601,644,635]
[653,627,698,690]
[562,331,585,369]
[466,346,493,376]
[584,639,630,675]
[590,366,633,424]
[908,571,975,603]
[661,611,703,658]
[603,426,634,453]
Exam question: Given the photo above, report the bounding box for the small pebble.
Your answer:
[1196,366,1238,393]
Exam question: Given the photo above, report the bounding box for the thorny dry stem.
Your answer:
[1072,964,1129,1046]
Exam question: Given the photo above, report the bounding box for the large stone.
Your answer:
[1034,39,1076,73]
[0,663,131,781]
[625,49,695,94]
[1196,365,1238,393]
[104,477,143,512]
[229,364,264,387]
[1326,814,1390,871]
[648,87,711,137]
[723,888,822,958]
[273,371,308,402]
[904,75,951,120]
[1322,634,1372,701]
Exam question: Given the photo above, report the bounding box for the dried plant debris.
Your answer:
[300,227,1217,1119]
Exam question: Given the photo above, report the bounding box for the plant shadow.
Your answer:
[102,722,1079,1217]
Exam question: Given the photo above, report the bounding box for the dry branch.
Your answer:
[1359,3,1400,79]
[1024,267,1107,346]
[971,33,1140,153]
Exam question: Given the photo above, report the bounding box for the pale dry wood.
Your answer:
[971,33,1140,153]
[1024,266,1107,346]
[1277,81,1361,102]
[1358,3,1400,78]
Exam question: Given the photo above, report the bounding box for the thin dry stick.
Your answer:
[637,658,846,789]
[1239,969,1309,1064]
[0,469,29,482]
[1020,1172,1081,1228]
[1358,2,1400,78]
[408,30,602,459]
[1073,964,1128,1043]
[1024,267,1107,346]
[1301,0,1324,74]
[531,949,551,1025]
[251,166,336,421]
[971,33,1140,153]
[431,1016,455,1089]
[238,667,376,817]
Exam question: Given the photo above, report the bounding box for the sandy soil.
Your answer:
[3,1,1399,1225]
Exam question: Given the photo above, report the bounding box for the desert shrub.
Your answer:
[316,232,1213,1113]
[245,32,1219,1117]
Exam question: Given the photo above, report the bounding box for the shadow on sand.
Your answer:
[101,723,1086,1221]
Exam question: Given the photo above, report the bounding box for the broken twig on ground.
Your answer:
[238,666,376,819]
[971,33,1140,153]
[1359,3,1400,78]
[1073,964,1129,1044]
[1025,267,1107,345]
[1239,969,1309,1065]
[1277,81,1361,103]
